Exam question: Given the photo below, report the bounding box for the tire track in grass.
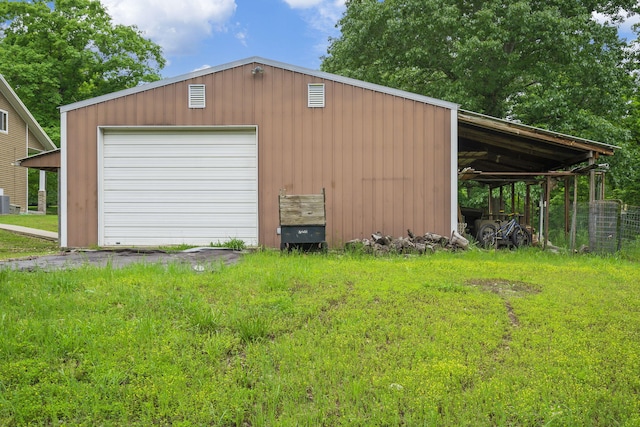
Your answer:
[466,279,541,363]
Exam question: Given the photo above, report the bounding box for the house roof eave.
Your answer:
[0,74,57,151]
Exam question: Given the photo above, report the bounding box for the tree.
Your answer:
[322,0,637,143]
[607,96,640,205]
[0,0,165,143]
[323,0,640,207]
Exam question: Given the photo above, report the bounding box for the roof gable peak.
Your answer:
[60,56,460,112]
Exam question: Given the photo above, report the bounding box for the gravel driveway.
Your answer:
[1,247,244,271]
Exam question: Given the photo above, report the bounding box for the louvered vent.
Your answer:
[308,83,325,108]
[188,84,206,108]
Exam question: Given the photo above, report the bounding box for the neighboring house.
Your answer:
[0,74,56,213]
[58,57,615,248]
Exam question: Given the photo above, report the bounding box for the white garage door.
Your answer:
[100,128,258,246]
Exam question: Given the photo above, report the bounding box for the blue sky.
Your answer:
[100,0,639,80]
[101,0,345,78]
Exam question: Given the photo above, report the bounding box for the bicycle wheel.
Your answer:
[511,227,531,248]
[477,223,497,249]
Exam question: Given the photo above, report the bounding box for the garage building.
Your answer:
[58,57,614,249]
[60,57,459,248]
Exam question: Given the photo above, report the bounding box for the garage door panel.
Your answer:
[103,167,255,180]
[104,229,257,246]
[104,157,257,169]
[105,202,257,216]
[101,129,258,246]
[103,190,256,204]
[104,213,257,227]
[105,129,254,141]
[104,202,256,214]
[103,180,257,192]
[105,227,257,239]
[104,144,256,159]
[105,227,257,238]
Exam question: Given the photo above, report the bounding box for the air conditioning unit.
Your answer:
[0,195,10,214]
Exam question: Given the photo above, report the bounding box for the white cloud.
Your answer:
[282,0,324,8]
[283,0,345,55]
[102,0,237,54]
[234,23,249,47]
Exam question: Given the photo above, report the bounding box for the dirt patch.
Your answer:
[465,278,541,297]
[0,247,244,271]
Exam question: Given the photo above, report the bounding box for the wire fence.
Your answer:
[548,201,640,254]
[620,204,640,241]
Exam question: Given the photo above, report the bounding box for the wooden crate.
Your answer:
[279,189,326,226]
[279,189,326,250]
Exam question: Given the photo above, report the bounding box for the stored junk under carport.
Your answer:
[457,110,616,252]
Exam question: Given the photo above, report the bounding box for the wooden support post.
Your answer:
[588,154,596,249]
[570,174,578,254]
[511,182,516,214]
[525,184,531,227]
[539,183,545,249]
[544,176,551,250]
[589,154,595,203]
[564,177,570,239]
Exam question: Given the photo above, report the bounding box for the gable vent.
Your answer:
[308,83,325,108]
[188,84,206,108]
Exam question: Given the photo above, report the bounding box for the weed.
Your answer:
[190,305,222,334]
[210,238,246,251]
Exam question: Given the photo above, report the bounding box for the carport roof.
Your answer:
[16,148,60,172]
[458,110,617,184]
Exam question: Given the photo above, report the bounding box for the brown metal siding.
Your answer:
[65,62,452,247]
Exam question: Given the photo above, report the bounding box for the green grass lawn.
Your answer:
[0,215,59,259]
[1,249,639,426]
[0,214,58,232]
[0,230,59,260]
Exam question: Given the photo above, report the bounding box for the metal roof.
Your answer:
[16,148,60,172]
[60,56,460,112]
[458,110,617,184]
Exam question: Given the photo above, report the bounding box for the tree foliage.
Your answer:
[322,0,640,203]
[0,0,165,144]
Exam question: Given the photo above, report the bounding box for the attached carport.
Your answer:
[457,110,616,249]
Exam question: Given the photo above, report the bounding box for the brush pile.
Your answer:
[345,229,469,255]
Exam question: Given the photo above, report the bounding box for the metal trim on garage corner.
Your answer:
[96,125,259,247]
[60,111,68,248]
[450,108,459,236]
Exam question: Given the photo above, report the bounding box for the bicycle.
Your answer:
[477,216,531,249]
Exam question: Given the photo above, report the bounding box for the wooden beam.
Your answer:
[459,113,615,155]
